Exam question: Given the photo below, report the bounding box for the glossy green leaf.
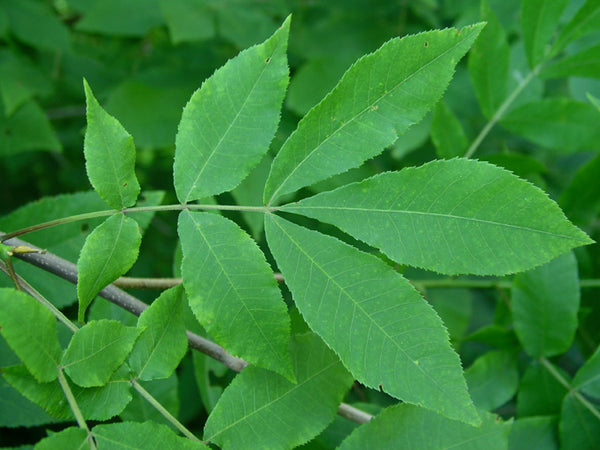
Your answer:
[0,289,61,382]
[465,350,519,411]
[0,100,61,156]
[35,427,88,450]
[84,79,140,210]
[159,0,214,44]
[265,215,478,425]
[430,101,468,158]
[204,333,353,449]
[178,210,293,380]
[573,344,600,398]
[129,286,188,381]
[468,2,509,118]
[542,44,600,80]
[512,252,579,357]
[517,361,569,417]
[552,0,600,55]
[93,421,207,449]
[338,404,510,449]
[508,416,558,450]
[62,320,140,387]
[173,17,290,203]
[77,213,142,321]
[559,393,600,449]
[2,364,133,421]
[283,159,592,276]
[264,24,484,204]
[501,98,600,152]
[521,0,569,68]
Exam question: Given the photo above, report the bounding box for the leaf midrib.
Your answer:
[268,28,474,204]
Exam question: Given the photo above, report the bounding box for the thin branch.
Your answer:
[114,273,285,290]
[0,232,372,424]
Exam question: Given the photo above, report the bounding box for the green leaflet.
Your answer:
[129,286,188,381]
[0,289,61,382]
[559,393,600,449]
[178,211,293,381]
[83,79,140,210]
[338,404,510,450]
[173,17,290,204]
[501,98,600,152]
[62,320,141,387]
[204,333,353,449]
[468,1,509,119]
[35,427,88,450]
[521,0,569,68]
[282,159,592,276]
[263,23,484,204]
[516,361,569,417]
[552,0,600,55]
[2,364,133,421]
[0,376,56,428]
[573,344,600,398]
[465,350,519,411]
[512,252,579,358]
[77,213,142,322]
[265,215,478,425]
[542,44,600,79]
[509,417,558,450]
[93,421,207,449]
[159,0,214,44]
[430,101,467,158]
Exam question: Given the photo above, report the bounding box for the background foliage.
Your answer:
[1,0,600,448]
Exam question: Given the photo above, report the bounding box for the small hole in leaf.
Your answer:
[81,223,89,232]
[265,57,271,63]
[424,41,428,48]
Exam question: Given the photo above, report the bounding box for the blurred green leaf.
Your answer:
[542,44,600,79]
[517,361,569,417]
[430,101,468,158]
[62,320,140,387]
[0,377,58,428]
[512,252,579,357]
[572,344,600,398]
[552,0,600,55]
[120,376,179,425]
[159,0,214,44]
[508,416,558,450]
[0,289,61,382]
[465,350,519,411]
[559,393,600,449]
[521,0,569,68]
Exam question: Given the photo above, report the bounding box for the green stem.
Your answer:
[131,379,201,442]
[0,203,277,241]
[57,368,97,449]
[464,64,542,159]
[540,357,600,421]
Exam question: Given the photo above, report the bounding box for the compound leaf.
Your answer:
[77,214,141,322]
[521,0,569,68]
[512,252,580,358]
[178,210,293,381]
[129,286,188,381]
[0,289,61,382]
[204,333,353,449]
[338,404,510,449]
[173,17,290,203]
[84,80,140,210]
[264,23,484,204]
[282,159,592,276]
[265,214,479,425]
[93,421,208,449]
[62,320,140,387]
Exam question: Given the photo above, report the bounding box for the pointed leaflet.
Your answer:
[512,252,579,358]
[129,286,188,381]
[178,211,293,380]
[62,320,141,387]
[173,17,290,203]
[263,24,484,204]
[83,79,140,209]
[204,333,353,449]
[282,159,592,276]
[77,213,142,321]
[265,215,479,425]
[559,394,600,449]
[0,289,61,382]
[573,344,600,398]
[521,0,569,68]
[468,1,509,119]
[430,101,468,158]
[93,421,208,449]
[542,44,600,79]
[552,0,600,55]
[338,404,510,450]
